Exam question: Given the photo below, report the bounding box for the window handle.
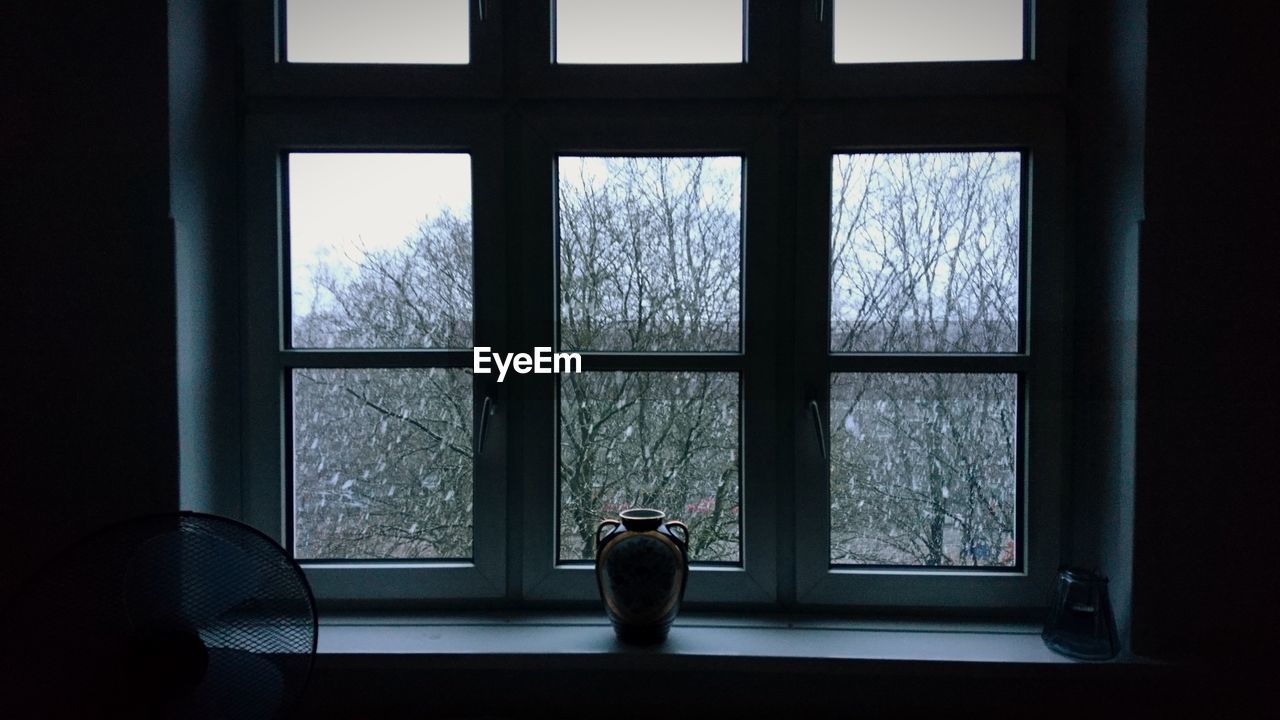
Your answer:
[808,399,828,462]
[477,0,487,22]
[816,0,826,23]
[476,395,495,454]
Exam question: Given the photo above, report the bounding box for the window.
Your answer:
[285,0,470,64]
[554,0,744,64]
[555,156,743,561]
[239,1,1068,611]
[287,152,477,562]
[831,0,1024,64]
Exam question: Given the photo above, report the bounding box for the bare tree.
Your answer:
[559,371,738,561]
[294,367,473,559]
[558,157,743,562]
[829,153,1020,567]
[292,157,745,562]
[295,208,472,350]
[559,157,740,351]
[291,152,1014,566]
[830,153,1019,353]
[293,212,475,560]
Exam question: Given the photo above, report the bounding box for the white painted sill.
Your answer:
[317,612,1134,667]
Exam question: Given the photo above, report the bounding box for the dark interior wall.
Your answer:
[3,0,178,600]
[1134,3,1279,665]
[1066,0,1145,655]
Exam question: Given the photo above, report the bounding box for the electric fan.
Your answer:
[1,512,317,719]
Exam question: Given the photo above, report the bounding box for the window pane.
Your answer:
[559,156,742,352]
[555,0,743,64]
[285,0,469,64]
[289,153,472,349]
[559,372,740,562]
[293,368,473,560]
[830,373,1017,567]
[830,152,1020,353]
[833,0,1023,64]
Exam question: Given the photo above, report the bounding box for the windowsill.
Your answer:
[318,611,1145,668]
[305,612,1169,715]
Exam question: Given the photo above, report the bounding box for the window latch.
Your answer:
[808,399,828,461]
[476,395,495,454]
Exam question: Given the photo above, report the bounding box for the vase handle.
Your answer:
[664,520,689,549]
[596,519,622,547]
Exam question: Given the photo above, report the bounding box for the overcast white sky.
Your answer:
[555,0,743,64]
[287,0,469,64]
[834,0,1023,63]
[288,153,471,316]
[286,0,1021,66]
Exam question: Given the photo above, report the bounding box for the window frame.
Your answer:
[233,0,1073,614]
[240,109,509,602]
[514,109,780,605]
[241,0,503,98]
[793,101,1067,609]
[516,0,780,99]
[797,0,1067,98]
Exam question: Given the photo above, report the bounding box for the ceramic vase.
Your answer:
[595,508,690,644]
